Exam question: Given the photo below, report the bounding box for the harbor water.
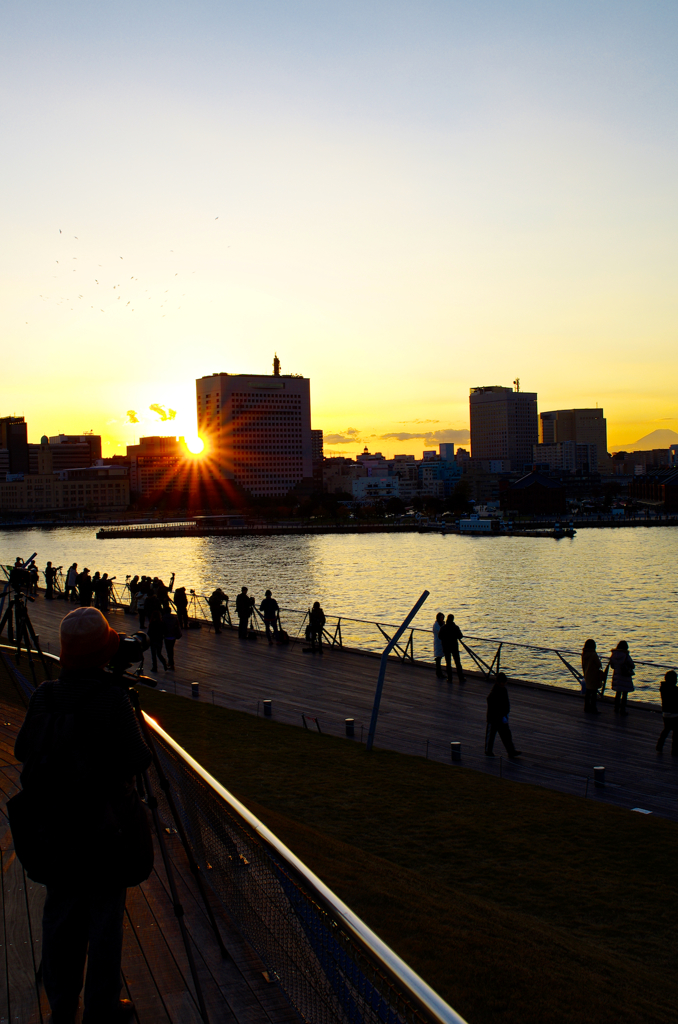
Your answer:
[1,526,676,699]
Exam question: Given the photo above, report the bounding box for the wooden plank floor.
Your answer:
[0,697,296,1024]
[11,594,678,819]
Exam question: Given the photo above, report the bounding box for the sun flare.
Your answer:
[185,435,205,455]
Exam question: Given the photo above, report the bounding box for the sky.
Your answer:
[2,1,678,457]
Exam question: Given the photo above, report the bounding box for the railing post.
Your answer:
[366,590,429,752]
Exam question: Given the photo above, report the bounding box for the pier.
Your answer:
[16,593,678,820]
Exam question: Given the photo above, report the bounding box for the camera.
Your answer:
[190,589,196,595]
[108,631,156,686]
[9,567,32,592]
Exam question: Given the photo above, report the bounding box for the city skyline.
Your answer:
[3,2,678,457]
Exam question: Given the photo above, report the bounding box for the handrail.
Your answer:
[143,711,469,1024]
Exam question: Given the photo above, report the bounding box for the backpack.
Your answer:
[7,682,153,887]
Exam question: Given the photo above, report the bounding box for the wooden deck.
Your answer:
[0,698,299,1024]
[17,593,678,819]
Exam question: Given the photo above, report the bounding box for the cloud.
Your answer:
[402,419,440,425]
[380,427,470,444]
[126,410,139,423]
[149,403,177,421]
[325,433,359,444]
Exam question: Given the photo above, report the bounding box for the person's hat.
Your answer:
[60,607,120,670]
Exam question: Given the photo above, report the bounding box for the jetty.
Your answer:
[16,593,678,820]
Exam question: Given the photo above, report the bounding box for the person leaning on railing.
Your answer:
[656,671,678,754]
[9,607,153,1024]
[581,639,605,715]
[610,641,635,717]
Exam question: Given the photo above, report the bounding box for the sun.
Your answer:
[185,435,205,455]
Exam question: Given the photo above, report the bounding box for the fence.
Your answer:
[2,563,674,704]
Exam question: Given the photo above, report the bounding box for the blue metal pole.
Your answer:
[366,590,429,752]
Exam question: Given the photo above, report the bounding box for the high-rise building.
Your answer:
[125,436,190,499]
[539,409,607,472]
[48,433,103,464]
[0,416,29,474]
[469,386,538,471]
[196,357,313,498]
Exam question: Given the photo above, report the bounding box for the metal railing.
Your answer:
[146,714,468,1024]
[3,564,672,703]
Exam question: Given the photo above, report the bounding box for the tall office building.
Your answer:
[539,409,607,472]
[469,386,538,471]
[0,416,29,474]
[196,358,313,498]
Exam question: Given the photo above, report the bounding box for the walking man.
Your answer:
[236,586,252,639]
[259,590,280,643]
[485,673,521,758]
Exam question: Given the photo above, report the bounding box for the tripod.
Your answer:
[123,679,230,1024]
[0,585,52,685]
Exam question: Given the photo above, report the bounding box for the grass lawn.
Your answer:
[137,687,678,1024]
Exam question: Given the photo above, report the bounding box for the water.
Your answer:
[1,526,676,694]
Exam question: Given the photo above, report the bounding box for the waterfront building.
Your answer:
[611,449,671,475]
[48,432,102,464]
[469,385,538,471]
[352,476,400,502]
[322,457,367,496]
[500,471,567,515]
[125,436,191,500]
[0,465,129,513]
[539,408,607,472]
[0,416,29,474]
[196,358,313,498]
[533,441,598,475]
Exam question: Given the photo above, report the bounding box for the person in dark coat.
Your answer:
[309,601,326,653]
[581,638,605,714]
[174,587,189,629]
[433,612,445,678]
[438,614,466,683]
[77,569,93,607]
[65,563,78,602]
[657,670,678,754]
[610,640,635,716]
[208,588,227,634]
[235,587,252,639]
[161,609,182,670]
[13,607,152,1024]
[147,610,167,671]
[44,561,57,600]
[259,590,280,643]
[485,673,521,757]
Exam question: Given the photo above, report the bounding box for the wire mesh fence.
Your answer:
[145,715,467,1024]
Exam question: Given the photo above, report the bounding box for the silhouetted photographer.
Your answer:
[9,608,153,1024]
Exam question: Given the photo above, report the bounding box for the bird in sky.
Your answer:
[59,229,61,233]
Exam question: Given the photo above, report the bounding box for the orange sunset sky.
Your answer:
[2,1,677,459]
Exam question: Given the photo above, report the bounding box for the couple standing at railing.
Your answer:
[432,613,466,683]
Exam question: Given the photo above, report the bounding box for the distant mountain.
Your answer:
[612,429,678,452]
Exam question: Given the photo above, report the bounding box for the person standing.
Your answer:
[259,590,280,643]
[208,588,226,634]
[174,587,189,630]
[65,563,78,602]
[100,574,114,614]
[235,587,251,639]
[485,673,521,757]
[12,607,152,1024]
[610,640,635,716]
[44,562,57,600]
[77,568,93,607]
[147,610,167,672]
[581,639,605,714]
[136,589,148,630]
[162,608,182,670]
[433,612,445,678]
[309,601,326,653]
[91,572,103,609]
[438,614,466,683]
[656,671,678,754]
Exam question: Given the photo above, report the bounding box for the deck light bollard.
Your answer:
[263,699,272,717]
[593,765,605,786]
[191,681,199,699]
[345,718,355,738]
[450,741,461,763]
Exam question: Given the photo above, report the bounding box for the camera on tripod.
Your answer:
[9,567,32,592]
